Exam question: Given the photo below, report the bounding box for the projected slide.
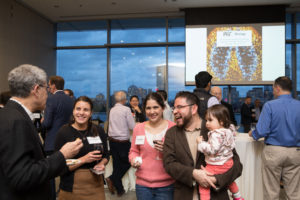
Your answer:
[185,23,285,85]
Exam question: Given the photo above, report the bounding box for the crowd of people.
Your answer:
[0,64,299,200]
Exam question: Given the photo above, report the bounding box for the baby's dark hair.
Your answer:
[205,104,231,128]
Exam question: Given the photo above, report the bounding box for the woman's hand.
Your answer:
[154,140,164,152]
[133,106,141,113]
[130,158,142,168]
[93,163,105,171]
[80,150,102,164]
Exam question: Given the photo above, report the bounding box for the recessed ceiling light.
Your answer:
[112,2,117,5]
[53,5,60,8]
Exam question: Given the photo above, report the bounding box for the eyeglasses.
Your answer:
[172,104,194,110]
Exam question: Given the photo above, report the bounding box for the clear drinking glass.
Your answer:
[153,134,163,160]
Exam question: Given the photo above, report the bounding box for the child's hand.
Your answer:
[196,136,203,143]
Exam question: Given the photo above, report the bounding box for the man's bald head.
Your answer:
[210,86,222,102]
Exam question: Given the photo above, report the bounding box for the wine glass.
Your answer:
[153,134,163,160]
[90,143,104,175]
[94,143,104,156]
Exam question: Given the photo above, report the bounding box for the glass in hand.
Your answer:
[153,134,163,160]
[90,143,104,175]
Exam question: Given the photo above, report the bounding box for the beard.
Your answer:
[176,110,193,129]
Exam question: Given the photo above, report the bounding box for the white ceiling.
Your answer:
[18,0,300,22]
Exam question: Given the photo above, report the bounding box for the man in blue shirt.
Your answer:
[249,76,300,200]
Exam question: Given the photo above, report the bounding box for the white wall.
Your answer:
[0,0,56,92]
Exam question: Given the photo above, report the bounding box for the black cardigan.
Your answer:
[54,124,109,192]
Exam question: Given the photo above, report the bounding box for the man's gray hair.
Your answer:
[114,91,127,103]
[8,64,47,98]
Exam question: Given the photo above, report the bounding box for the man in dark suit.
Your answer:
[211,86,237,126]
[42,76,74,155]
[240,96,252,132]
[163,91,242,200]
[0,64,83,200]
[42,76,74,199]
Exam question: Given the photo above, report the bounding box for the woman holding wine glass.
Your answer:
[129,92,176,200]
[55,96,109,200]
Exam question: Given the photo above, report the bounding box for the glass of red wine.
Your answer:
[90,143,104,175]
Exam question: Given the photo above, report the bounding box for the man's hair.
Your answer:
[206,104,231,128]
[114,91,127,103]
[49,76,65,90]
[175,91,199,106]
[195,71,212,88]
[274,76,292,92]
[157,90,167,101]
[8,64,47,98]
[64,89,74,97]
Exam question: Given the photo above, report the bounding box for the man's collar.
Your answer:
[54,90,63,94]
[10,98,35,121]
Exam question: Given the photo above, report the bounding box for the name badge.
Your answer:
[32,113,41,119]
[135,135,145,145]
[87,136,102,144]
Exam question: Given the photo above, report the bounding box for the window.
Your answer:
[110,47,165,105]
[57,21,107,46]
[57,49,107,121]
[111,18,166,43]
[168,18,185,42]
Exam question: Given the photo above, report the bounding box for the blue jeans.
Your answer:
[136,184,174,200]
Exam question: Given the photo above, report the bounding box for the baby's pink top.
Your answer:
[129,121,175,187]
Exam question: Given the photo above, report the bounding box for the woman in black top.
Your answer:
[129,95,146,123]
[55,96,109,200]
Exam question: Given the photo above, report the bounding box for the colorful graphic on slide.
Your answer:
[207,26,262,82]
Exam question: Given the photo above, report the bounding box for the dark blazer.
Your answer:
[0,100,66,200]
[163,120,242,200]
[221,100,237,126]
[240,103,252,125]
[43,91,74,151]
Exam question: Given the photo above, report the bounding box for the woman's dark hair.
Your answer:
[206,104,231,128]
[130,95,139,102]
[143,92,165,112]
[72,96,98,136]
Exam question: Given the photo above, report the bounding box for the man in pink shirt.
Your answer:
[106,91,135,196]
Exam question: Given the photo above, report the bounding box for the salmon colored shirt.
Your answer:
[129,121,176,187]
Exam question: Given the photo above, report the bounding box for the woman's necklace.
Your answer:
[72,124,88,140]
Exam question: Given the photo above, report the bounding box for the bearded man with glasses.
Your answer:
[163,91,242,200]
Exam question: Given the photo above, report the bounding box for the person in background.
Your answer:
[129,95,146,123]
[250,99,262,123]
[55,96,109,200]
[0,64,82,200]
[193,71,219,119]
[197,104,243,200]
[42,76,74,199]
[240,96,252,133]
[129,92,176,200]
[157,90,174,121]
[106,91,135,197]
[163,91,242,200]
[249,76,300,200]
[64,89,76,101]
[0,90,11,108]
[210,86,237,126]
